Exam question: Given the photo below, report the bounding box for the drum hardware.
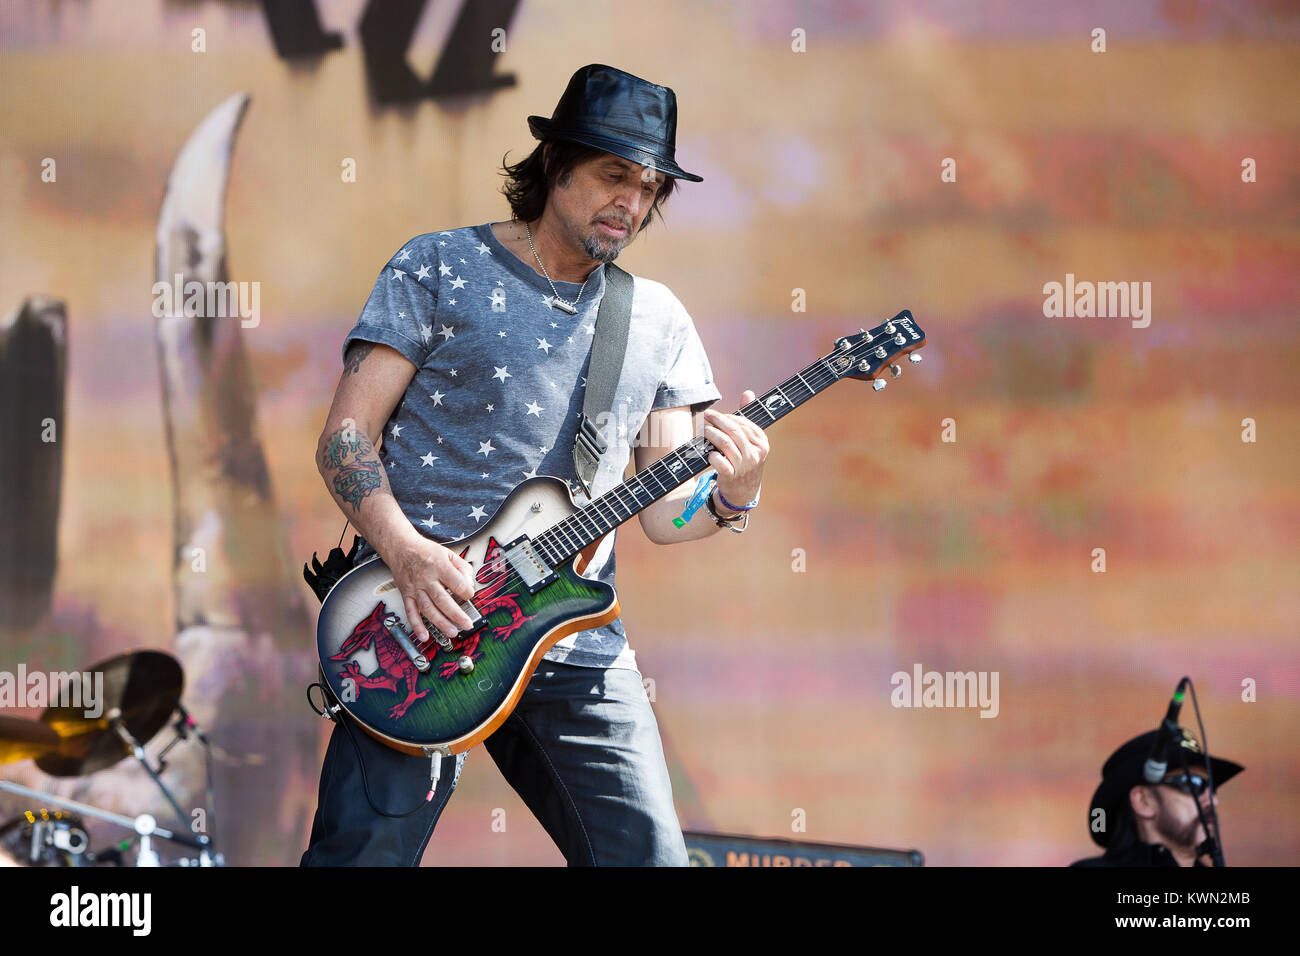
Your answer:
[0,649,223,866]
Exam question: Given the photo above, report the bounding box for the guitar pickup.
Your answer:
[456,597,485,634]
[503,536,556,594]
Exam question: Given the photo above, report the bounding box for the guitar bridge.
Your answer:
[503,537,556,594]
[383,613,431,672]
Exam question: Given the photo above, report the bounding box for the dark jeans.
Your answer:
[300,661,689,866]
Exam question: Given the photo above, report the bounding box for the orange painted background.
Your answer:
[1,0,1296,865]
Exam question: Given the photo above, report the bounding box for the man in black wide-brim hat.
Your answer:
[303,65,771,866]
[1071,728,1244,867]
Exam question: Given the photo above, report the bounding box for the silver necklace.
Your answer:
[525,222,589,315]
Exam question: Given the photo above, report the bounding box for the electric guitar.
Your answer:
[316,311,927,756]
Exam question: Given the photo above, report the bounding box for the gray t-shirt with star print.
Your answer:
[341,223,722,671]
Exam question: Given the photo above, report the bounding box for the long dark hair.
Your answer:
[500,139,678,234]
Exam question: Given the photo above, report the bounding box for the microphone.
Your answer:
[1142,677,1190,784]
[174,704,209,746]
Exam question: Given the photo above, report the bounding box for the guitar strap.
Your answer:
[572,262,633,499]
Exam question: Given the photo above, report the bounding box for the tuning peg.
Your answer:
[908,353,922,364]
[889,364,902,378]
[885,321,896,334]
[872,379,887,391]
[893,333,906,345]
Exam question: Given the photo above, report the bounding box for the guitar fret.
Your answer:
[595,497,618,529]
[572,507,599,539]
[559,521,580,553]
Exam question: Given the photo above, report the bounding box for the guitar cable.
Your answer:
[306,681,440,819]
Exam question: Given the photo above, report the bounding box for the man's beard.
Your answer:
[580,219,633,262]
[1155,807,1206,851]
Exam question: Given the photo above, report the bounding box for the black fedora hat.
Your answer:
[527,64,703,183]
[1087,728,1244,847]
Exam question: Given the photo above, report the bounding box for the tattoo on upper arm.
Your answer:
[321,427,384,512]
[343,341,376,375]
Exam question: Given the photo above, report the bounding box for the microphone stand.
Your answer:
[155,704,219,865]
[1176,680,1226,867]
[108,708,217,864]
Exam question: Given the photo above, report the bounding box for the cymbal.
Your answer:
[0,716,60,765]
[36,650,183,777]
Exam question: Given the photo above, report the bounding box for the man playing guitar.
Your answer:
[301,64,769,866]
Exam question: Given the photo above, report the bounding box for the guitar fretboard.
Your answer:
[531,351,843,568]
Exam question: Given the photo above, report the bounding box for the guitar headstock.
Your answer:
[826,310,927,392]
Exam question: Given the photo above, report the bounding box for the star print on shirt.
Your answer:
[522,464,539,479]
[480,472,490,479]
[477,440,496,457]
[414,264,431,281]
[498,330,507,337]
[550,322,558,328]
[485,403,494,412]
[390,269,406,282]
[468,505,487,522]
[536,338,552,354]
[584,323,595,335]
[492,365,511,382]
[420,323,432,343]
[476,242,491,255]
[438,262,452,277]
[438,325,455,340]
[425,501,435,509]
[430,390,446,406]
[421,516,439,528]
[525,401,543,417]
[390,423,403,438]
[421,452,439,466]
[396,250,411,263]
[450,276,467,291]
